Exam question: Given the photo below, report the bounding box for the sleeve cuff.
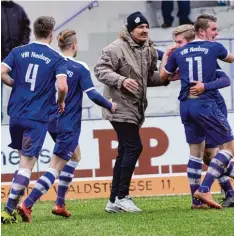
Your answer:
[1,62,12,71]
[164,67,173,75]
[56,74,67,78]
[84,87,95,93]
[117,76,126,89]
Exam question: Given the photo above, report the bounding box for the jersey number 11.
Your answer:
[186,56,203,82]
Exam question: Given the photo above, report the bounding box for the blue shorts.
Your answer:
[205,101,228,148]
[48,114,58,142]
[180,99,233,146]
[9,118,48,158]
[49,131,57,142]
[53,129,80,161]
[48,113,59,134]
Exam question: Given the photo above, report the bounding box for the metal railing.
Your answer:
[54,1,99,32]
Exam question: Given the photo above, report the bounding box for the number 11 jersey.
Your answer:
[165,40,228,101]
[2,41,67,122]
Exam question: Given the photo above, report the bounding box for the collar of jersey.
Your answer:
[64,56,78,63]
[191,39,204,42]
[32,41,51,46]
[64,56,74,60]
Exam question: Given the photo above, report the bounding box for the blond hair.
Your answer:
[172,24,195,41]
[57,29,77,50]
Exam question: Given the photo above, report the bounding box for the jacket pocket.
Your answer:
[120,93,138,105]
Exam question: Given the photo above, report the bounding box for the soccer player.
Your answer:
[1,16,68,224]
[171,24,234,208]
[17,29,117,222]
[160,14,234,209]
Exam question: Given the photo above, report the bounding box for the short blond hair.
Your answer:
[172,24,195,41]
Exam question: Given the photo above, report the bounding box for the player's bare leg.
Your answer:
[203,148,234,207]
[194,140,234,209]
[188,142,208,209]
[52,145,81,217]
[2,152,37,224]
[17,155,66,222]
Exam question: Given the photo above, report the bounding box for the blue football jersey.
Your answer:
[165,40,228,101]
[55,57,95,132]
[2,41,67,122]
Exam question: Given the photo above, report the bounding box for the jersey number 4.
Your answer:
[25,63,39,91]
[186,56,202,82]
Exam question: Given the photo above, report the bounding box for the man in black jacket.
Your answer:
[1,0,31,121]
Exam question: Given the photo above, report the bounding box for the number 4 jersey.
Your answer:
[165,39,228,101]
[2,41,67,122]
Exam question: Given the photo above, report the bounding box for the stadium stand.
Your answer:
[2,1,234,121]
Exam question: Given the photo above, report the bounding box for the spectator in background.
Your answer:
[94,11,169,213]
[161,0,193,28]
[1,0,31,122]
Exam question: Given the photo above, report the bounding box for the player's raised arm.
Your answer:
[190,62,231,95]
[147,47,170,87]
[160,45,178,81]
[81,63,116,112]
[215,42,234,63]
[222,53,234,63]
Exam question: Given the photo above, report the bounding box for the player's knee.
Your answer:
[71,145,81,162]
[189,142,205,158]
[71,153,81,162]
[220,140,234,157]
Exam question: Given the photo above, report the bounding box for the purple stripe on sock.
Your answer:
[24,188,41,208]
[188,161,202,169]
[209,162,224,174]
[226,163,234,176]
[63,165,75,173]
[56,186,68,206]
[187,172,201,179]
[37,179,50,191]
[59,175,72,182]
[6,199,17,214]
[14,174,29,187]
[11,189,24,195]
[216,153,230,166]
[44,172,56,182]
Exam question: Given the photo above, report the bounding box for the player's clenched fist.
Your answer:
[58,102,65,114]
[165,44,178,57]
[109,98,117,113]
[122,78,139,93]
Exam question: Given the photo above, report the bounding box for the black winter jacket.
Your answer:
[1,1,31,60]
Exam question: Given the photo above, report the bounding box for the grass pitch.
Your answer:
[1,195,233,236]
